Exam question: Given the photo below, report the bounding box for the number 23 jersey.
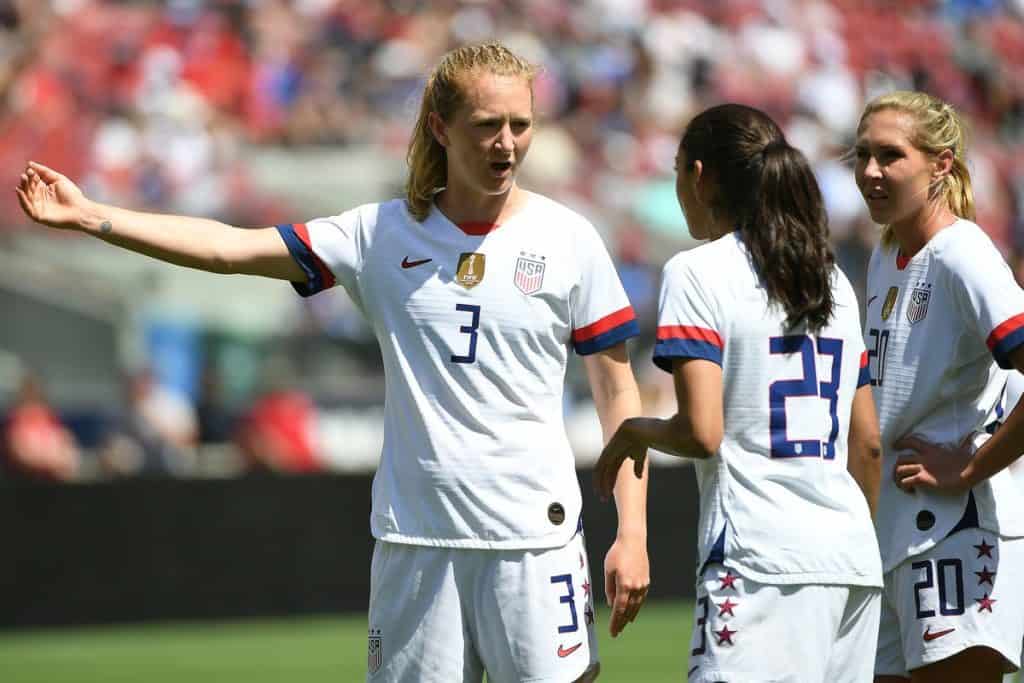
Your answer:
[866,219,1024,572]
[654,233,881,587]
[276,194,638,549]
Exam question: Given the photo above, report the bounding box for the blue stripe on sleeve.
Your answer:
[992,327,1024,369]
[653,338,723,372]
[573,320,640,355]
[857,364,871,388]
[276,224,325,298]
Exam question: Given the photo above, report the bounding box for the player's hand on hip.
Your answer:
[892,433,973,494]
[15,161,88,230]
[603,535,650,638]
[593,420,647,501]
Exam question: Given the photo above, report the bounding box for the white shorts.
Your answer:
[875,529,1024,677]
[687,563,881,683]
[366,532,598,683]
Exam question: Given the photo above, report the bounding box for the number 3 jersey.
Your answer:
[275,193,638,549]
[866,219,1024,572]
[654,232,882,587]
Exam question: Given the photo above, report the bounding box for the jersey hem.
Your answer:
[372,530,578,551]
[721,561,883,588]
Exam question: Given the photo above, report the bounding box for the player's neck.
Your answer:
[435,184,526,226]
[890,202,958,258]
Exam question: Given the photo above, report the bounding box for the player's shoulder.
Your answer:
[663,233,742,280]
[520,191,597,234]
[309,200,390,230]
[930,219,1003,273]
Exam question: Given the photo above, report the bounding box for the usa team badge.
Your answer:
[368,629,382,674]
[514,256,545,294]
[456,252,485,288]
[907,286,931,324]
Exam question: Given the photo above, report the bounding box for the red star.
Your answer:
[718,571,739,591]
[974,539,994,558]
[976,593,997,613]
[582,580,592,599]
[714,625,737,645]
[975,566,996,586]
[717,598,738,617]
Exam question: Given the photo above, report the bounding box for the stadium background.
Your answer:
[3,0,1024,680]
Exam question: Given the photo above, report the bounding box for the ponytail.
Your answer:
[680,104,835,331]
[743,143,834,332]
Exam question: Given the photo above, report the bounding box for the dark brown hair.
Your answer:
[680,104,835,331]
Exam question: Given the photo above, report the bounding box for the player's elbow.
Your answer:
[853,423,882,462]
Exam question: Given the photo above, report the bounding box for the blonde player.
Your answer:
[15,43,650,683]
[595,103,883,682]
[854,91,1024,683]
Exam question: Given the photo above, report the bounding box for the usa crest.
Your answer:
[514,256,546,294]
[881,286,899,321]
[907,285,931,324]
[456,252,485,289]
[368,629,382,674]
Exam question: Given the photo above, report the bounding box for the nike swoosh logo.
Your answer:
[557,642,582,658]
[923,627,955,642]
[867,295,878,306]
[401,256,432,269]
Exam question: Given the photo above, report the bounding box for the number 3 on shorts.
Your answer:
[550,574,579,633]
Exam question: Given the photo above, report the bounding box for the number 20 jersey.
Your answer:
[654,233,881,587]
[866,219,1024,572]
[275,194,638,549]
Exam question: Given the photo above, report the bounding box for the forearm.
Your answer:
[964,408,1024,487]
[594,384,648,536]
[75,200,250,274]
[623,415,715,460]
[847,449,880,518]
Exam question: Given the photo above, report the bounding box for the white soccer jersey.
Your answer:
[654,233,882,587]
[865,219,1024,572]
[276,193,638,549]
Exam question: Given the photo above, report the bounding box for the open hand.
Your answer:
[892,433,974,494]
[15,161,87,230]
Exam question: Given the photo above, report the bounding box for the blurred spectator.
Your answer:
[98,368,197,477]
[195,363,234,445]
[2,372,80,481]
[235,356,320,474]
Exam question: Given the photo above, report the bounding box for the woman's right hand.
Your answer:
[15,161,89,230]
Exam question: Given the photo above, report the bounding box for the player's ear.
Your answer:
[692,160,712,205]
[428,112,449,147]
[932,148,953,181]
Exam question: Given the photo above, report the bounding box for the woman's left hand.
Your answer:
[892,434,974,494]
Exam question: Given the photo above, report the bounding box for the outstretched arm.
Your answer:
[583,343,649,638]
[16,161,303,281]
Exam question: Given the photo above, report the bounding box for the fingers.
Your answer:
[632,449,646,479]
[27,161,62,182]
[893,462,921,492]
[608,582,648,637]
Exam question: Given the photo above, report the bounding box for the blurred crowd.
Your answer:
[4,0,1024,480]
